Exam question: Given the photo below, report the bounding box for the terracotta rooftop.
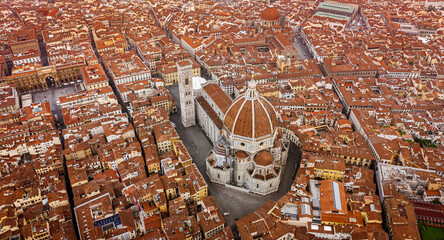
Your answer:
[203,83,232,114]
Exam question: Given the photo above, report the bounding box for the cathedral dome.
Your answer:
[223,80,277,140]
[260,5,280,21]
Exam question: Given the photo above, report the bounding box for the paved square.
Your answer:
[31,84,79,120]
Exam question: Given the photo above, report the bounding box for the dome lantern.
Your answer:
[246,79,258,99]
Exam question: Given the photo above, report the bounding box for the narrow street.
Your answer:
[57,120,80,240]
[88,29,128,114]
[37,33,49,66]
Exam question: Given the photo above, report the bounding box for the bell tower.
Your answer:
[177,60,195,127]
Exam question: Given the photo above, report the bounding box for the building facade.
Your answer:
[205,80,289,195]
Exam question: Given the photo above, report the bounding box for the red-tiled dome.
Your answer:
[254,150,273,166]
[235,151,249,159]
[223,81,277,139]
[260,6,280,21]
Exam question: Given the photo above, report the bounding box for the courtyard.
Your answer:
[167,84,301,232]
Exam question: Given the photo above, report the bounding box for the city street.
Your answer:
[38,34,49,66]
[167,84,302,233]
[293,32,313,60]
